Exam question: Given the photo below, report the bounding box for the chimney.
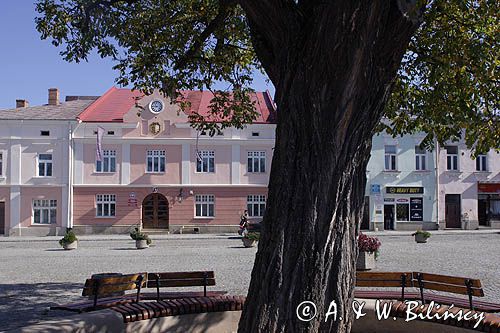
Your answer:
[16,99,29,108]
[48,88,60,105]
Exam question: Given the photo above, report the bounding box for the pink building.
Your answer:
[71,87,276,234]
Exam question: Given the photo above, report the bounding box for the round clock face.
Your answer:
[149,100,164,114]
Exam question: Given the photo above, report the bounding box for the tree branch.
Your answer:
[174,1,233,70]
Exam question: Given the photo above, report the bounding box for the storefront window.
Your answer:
[396,203,409,221]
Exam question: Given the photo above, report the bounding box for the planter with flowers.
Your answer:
[242,232,260,248]
[130,227,152,249]
[59,229,78,250]
[412,229,431,243]
[357,232,381,271]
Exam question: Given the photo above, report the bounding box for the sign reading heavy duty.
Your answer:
[386,187,424,194]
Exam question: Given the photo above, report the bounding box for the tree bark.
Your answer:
[238,1,423,332]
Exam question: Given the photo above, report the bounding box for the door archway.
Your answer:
[142,193,169,229]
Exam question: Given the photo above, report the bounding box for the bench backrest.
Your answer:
[82,273,147,308]
[412,272,483,309]
[356,272,413,300]
[146,271,216,301]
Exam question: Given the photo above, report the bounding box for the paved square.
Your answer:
[0,232,498,331]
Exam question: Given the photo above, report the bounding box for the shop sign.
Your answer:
[386,186,424,194]
[384,198,395,202]
[396,198,409,203]
[478,183,500,194]
[410,197,423,221]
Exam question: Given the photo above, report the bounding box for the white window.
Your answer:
[247,195,266,217]
[33,199,57,224]
[195,194,215,217]
[247,151,266,173]
[446,146,459,171]
[0,152,3,176]
[415,146,427,171]
[384,145,397,171]
[96,194,116,217]
[196,151,215,173]
[476,154,487,172]
[146,150,165,173]
[37,154,53,177]
[96,150,116,172]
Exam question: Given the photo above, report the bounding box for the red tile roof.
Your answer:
[78,87,276,124]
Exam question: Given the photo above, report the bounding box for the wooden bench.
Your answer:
[51,273,146,313]
[355,271,500,313]
[111,295,246,323]
[144,271,226,301]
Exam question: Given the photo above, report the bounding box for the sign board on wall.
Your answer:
[478,183,500,194]
[386,187,424,194]
[370,184,381,195]
[128,192,138,207]
[410,197,423,221]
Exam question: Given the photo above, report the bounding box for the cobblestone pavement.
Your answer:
[0,233,498,331]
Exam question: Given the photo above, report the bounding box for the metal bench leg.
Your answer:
[465,279,474,311]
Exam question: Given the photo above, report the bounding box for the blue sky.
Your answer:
[0,1,274,109]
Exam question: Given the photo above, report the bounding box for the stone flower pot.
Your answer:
[136,239,149,249]
[63,241,78,250]
[356,251,376,271]
[242,238,257,248]
[414,234,428,243]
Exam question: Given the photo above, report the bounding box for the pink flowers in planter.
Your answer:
[358,232,381,259]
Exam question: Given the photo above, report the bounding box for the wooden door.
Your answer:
[0,202,4,235]
[384,205,394,230]
[478,198,488,226]
[142,193,169,229]
[445,194,461,228]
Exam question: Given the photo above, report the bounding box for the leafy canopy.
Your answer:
[36,0,499,153]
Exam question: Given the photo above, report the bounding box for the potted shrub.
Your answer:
[242,232,260,248]
[59,229,78,250]
[412,229,431,243]
[357,232,381,270]
[130,227,152,249]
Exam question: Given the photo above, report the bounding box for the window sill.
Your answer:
[193,216,215,219]
[383,170,401,174]
[145,172,166,174]
[31,223,56,226]
[194,172,216,174]
[413,170,431,173]
[93,172,117,175]
[445,170,462,174]
[95,216,116,219]
[34,176,56,179]
[473,171,491,174]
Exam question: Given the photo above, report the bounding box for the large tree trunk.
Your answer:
[238,1,423,332]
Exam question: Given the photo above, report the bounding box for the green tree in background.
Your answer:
[36,0,499,332]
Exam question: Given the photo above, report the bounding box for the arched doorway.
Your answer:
[142,193,169,229]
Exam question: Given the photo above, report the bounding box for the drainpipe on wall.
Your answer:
[434,135,440,229]
[67,121,73,231]
[67,120,82,231]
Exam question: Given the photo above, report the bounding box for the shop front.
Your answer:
[478,183,500,229]
[383,186,430,231]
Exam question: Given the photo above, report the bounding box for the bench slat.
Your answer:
[414,272,482,288]
[416,281,484,297]
[148,271,214,280]
[147,278,216,288]
[356,272,413,288]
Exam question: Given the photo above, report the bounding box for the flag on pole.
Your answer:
[96,126,105,162]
